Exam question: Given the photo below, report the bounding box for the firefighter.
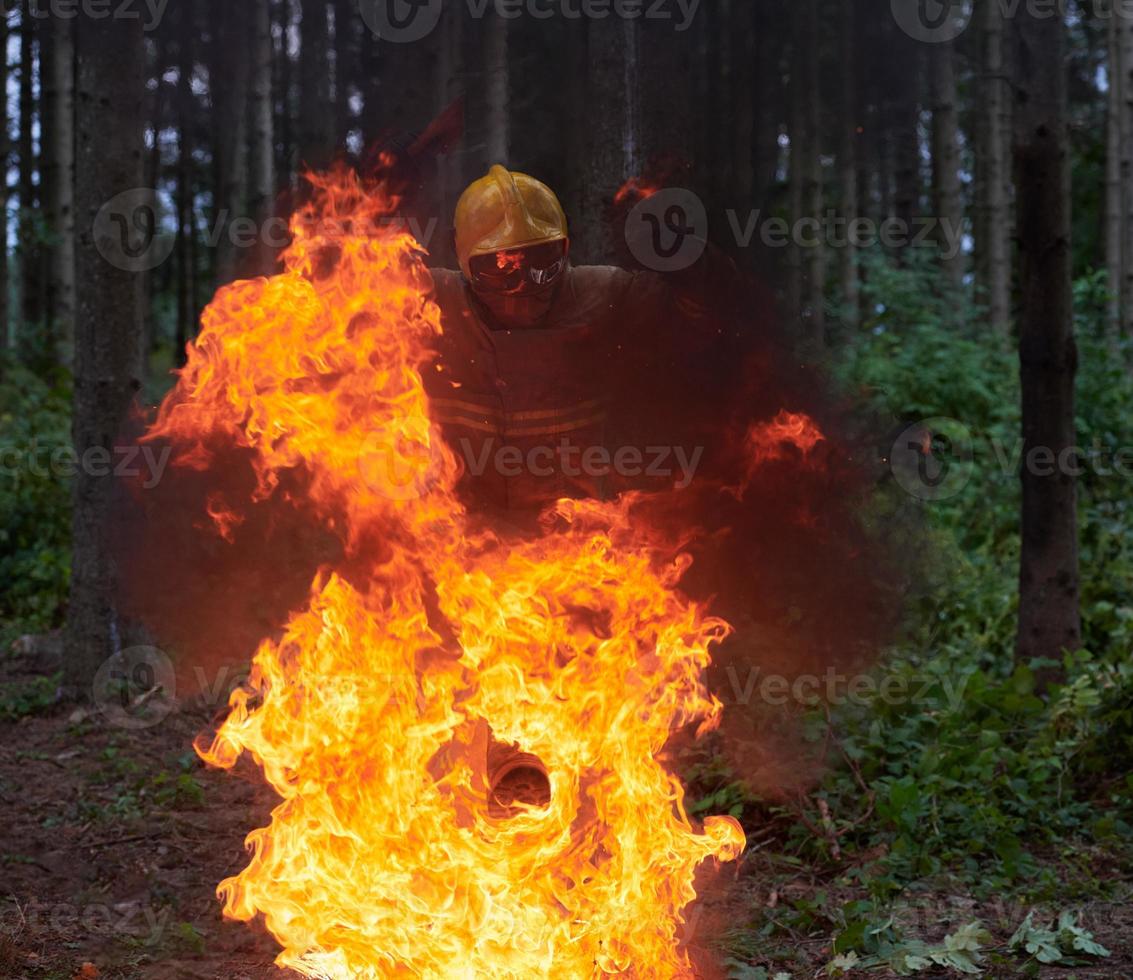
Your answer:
[426,165,732,515]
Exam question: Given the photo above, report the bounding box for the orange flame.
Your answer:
[145,168,744,978]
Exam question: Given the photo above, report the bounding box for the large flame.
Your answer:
[145,169,745,978]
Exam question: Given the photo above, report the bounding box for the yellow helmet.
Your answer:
[454,165,568,278]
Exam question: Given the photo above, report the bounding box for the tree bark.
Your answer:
[211,0,250,286]
[789,0,825,352]
[0,13,9,356]
[838,0,860,330]
[484,13,510,166]
[333,0,354,149]
[578,22,634,264]
[1119,0,1133,344]
[752,0,783,218]
[980,0,1012,339]
[1012,4,1080,682]
[299,0,334,171]
[890,31,923,237]
[43,14,76,367]
[248,0,277,276]
[731,0,755,207]
[18,9,41,350]
[275,0,296,189]
[175,0,197,366]
[66,11,146,696]
[929,38,964,293]
[1106,6,1124,347]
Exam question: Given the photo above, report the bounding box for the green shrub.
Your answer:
[0,359,72,634]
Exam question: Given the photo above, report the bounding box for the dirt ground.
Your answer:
[2,646,1131,980]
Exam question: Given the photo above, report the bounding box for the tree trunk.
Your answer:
[790,0,824,352]
[891,33,923,237]
[731,0,755,207]
[175,1,197,366]
[434,1,465,269]
[66,12,145,696]
[211,0,250,287]
[1012,4,1079,682]
[299,0,334,171]
[18,9,41,352]
[248,0,277,276]
[578,22,635,264]
[484,13,510,166]
[838,0,860,331]
[752,1,783,217]
[1120,0,1133,345]
[275,0,296,188]
[981,0,1012,339]
[1106,7,1124,347]
[0,13,8,356]
[43,15,76,367]
[929,39,964,293]
[333,0,354,149]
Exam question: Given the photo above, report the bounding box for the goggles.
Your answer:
[468,240,569,293]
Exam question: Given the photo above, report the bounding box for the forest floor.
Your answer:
[2,646,1132,980]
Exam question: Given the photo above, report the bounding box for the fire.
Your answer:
[145,169,745,977]
[613,177,662,205]
[746,411,825,464]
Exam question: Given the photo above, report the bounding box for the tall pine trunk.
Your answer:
[790,0,825,352]
[299,0,333,171]
[1106,7,1124,347]
[248,0,277,276]
[0,13,8,356]
[579,22,635,264]
[980,0,1012,339]
[211,0,250,287]
[1119,0,1133,345]
[484,13,510,165]
[43,15,76,367]
[175,2,197,367]
[66,12,146,696]
[1012,3,1079,682]
[18,9,41,353]
[333,0,354,149]
[929,38,964,293]
[838,0,860,330]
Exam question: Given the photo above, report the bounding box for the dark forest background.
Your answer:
[2,0,1133,976]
